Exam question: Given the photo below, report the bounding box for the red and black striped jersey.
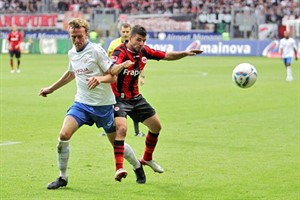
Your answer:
[111,43,166,99]
[8,31,22,51]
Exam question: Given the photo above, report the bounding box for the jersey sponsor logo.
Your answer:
[74,68,89,75]
[10,37,20,41]
[123,68,140,77]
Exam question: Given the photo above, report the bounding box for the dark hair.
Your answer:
[130,25,147,37]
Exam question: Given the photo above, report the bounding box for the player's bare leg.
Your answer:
[10,57,14,73]
[16,58,21,73]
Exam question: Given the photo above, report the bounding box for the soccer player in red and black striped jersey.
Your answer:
[8,25,23,73]
[110,24,203,182]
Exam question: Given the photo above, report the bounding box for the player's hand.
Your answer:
[87,77,101,89]
[39,87,53,97]
[188,49,203,55]
[122,60,134,68]
[139,77,145,86]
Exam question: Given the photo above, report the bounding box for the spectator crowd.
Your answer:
[0,0,299,26]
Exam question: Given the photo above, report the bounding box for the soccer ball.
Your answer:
[232,63,257,88]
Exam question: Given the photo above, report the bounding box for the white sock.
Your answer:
[286,66,293,78]
[124,143,141,170]
[57,139,70,180]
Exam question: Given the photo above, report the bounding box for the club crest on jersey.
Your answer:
[142,56,147,63]
[83,55,89,63]
[111,56,118,62]
[123,68,140,77]
[114,106,120,111]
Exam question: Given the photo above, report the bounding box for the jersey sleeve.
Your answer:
[143,45,166,60]
[96,45,113,72]
[107,42,114,57]
[108,38,122,57]
[278,39,283,51]
[111,47,127,65]
[292,39,297,50]
[7,33,11,42]
[67,50,74,72]
[18,32,23,44]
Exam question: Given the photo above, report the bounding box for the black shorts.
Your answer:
[114,94,156,123]
[9,50,21,58]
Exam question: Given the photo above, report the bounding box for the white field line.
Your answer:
[0,141,21,146]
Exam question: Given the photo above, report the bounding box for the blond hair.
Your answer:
[68,18,90,33]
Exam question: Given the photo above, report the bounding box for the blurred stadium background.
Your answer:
[0,0,299,56]
[1,1,299,199]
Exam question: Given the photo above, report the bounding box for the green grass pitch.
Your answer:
[0,54,299,200]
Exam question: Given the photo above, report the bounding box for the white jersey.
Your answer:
[68,42,116,106]
[279,37,297,58]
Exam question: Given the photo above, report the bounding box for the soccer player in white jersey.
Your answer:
[279,31,298,82]
[39,18,145,189]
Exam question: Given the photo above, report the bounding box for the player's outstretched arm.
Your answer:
[39,71,75,97]
[164,49,203,60]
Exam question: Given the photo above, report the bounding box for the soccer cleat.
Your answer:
[140,158,164,173]
[286,76,293,82]
[10,70,15,73]
[100,132,107,136]
[134,132,145,137]
[134,164,146,184]
[114,168,128,182]
[16,69,21,73]
[47,177,68,189]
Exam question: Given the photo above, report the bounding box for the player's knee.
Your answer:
[158,124,162,132]
[152,123,162,133]
[59,131,72,141]
[117,124,127,137]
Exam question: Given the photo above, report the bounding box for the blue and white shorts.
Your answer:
[66,102,115,133]
[283,57,293,66]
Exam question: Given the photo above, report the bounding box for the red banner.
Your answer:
[0,14,58,29]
